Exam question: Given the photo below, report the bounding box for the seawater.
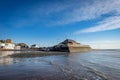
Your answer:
[0,50,120,80]
[68,50,120,80]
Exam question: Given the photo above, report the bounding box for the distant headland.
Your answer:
[0,39,91,53]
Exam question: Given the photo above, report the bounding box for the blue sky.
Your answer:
[0,0,120,49]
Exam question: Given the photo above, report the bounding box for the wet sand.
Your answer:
[0,57,110,80]
[8,51,69,58]
[0,51,112,80]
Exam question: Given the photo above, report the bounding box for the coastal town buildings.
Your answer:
[0,39,91,52]
[0,39,15,49]
[1,43,15,49]
[0,39,21,50]
[0,39,41,50]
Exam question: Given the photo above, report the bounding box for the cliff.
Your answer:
[51,39,91,53]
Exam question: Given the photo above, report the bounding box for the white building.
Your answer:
[0,43,5,48]
[0,43,15,49]
[14,46,21,50]
[31,44,39,48]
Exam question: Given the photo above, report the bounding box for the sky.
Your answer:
[0,0,120,49]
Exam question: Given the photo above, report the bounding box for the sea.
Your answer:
[0,50,120,80]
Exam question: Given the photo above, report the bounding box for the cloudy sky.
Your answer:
[0,0,120,49]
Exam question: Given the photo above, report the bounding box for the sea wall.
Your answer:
[68,46,91,53]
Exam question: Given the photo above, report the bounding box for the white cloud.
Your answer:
[54,0,120,25]
[5,0,120,27]
[75,16,120,34]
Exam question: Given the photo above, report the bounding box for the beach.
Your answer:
[0,50,120,80]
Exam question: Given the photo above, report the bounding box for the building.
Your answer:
[0,42,15,49]
[0,39,16,50]
[31,44,39,48]
[0,42,5,48]
[14,45,21,50]
[17,43,29,48]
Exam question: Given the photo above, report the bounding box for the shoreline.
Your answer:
[2,49,120,58]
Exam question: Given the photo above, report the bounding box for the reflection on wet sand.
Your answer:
[0,51,14,65]
[0,51,21,65]
[0,57,13,65]
[0,51,18,57]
